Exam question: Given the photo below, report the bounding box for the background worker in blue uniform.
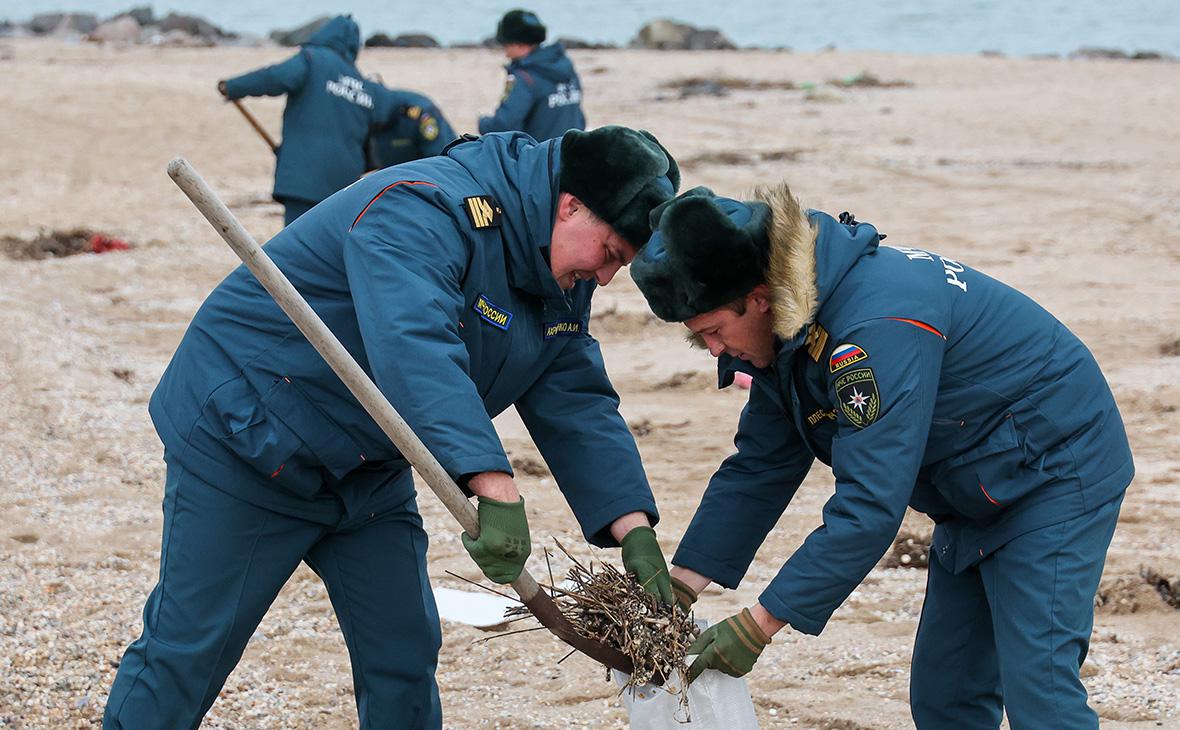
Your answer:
[103,126,680,729]
[366,86,455,170]
[478,9,586,141]
[218,15,376,226]
[629,185,1134,729]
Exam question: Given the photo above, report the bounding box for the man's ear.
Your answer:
[555,192,580,222]
[748,284,772,314]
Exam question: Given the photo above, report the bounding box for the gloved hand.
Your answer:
[217,80,228,98]
[687,608,771,682]
[461,496,531,584]
[671,576,699,613]
[621,526,673,605]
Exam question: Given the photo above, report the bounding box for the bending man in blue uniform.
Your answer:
[103,126,680,729]
[218,15,377,226]
[630,185,1134,729]
[367,86,456,170]
[478,9,585,141]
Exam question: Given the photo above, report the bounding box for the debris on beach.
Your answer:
[1,228,132,261]
[509,453,550,478]
[1096,566,1180,614]
[589,307,663,335]
[680,148,804,168]
[881,529,931,569]
[501,541,699,695]
[648,371,713,391]
[659,75,796,98]
[827,71,913,89]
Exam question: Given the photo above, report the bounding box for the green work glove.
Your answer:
[671,576,699,614]
[620,526,673,605]
[687,608,771,682]
[461,496,531,584]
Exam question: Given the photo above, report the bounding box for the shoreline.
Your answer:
[3,9,1177,60]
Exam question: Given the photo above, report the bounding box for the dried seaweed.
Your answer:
[502,540,699,705]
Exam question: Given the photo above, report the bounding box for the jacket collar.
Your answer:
[715,182,882,387]
[446,133,571,311]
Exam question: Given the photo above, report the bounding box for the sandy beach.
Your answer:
[1,38,1178,728]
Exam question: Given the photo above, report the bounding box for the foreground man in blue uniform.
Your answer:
[478,9,585,141]
[218,16,376,226]
[367,86,456,170]
[631,186,1134,729]
[103,126,680,728]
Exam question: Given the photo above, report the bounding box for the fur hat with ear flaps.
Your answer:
[559,126,681,249]
[631,187,773,322]
[496,9,547,46]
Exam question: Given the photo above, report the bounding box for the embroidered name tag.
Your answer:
[473,294,512,330]
[543,320,583,339]
[464,195,502,230]
[806,408,838,427]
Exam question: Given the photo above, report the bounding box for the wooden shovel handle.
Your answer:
[231,99,279,153]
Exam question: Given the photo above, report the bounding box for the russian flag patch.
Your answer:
[829,343,868,373]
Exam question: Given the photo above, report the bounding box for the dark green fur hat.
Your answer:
[559,126,681,248]
[631,187,772,322]
[496,9,546,45]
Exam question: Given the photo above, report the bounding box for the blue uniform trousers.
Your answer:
[104,463,443,729]
[909,494,1123,729]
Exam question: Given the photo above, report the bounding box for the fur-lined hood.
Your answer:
[750,182,819,340]
[750,182,881,342]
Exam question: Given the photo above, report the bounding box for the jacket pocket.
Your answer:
[201,377,324,498]
[930,415,1040,521]
[257,375,368,480]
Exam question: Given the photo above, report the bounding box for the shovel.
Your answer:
[166,157,636,677]
[230,99,279,154]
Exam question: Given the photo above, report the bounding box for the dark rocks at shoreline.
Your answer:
[556,37,617,50]
[29,13,98,36]
[3,7,238,45]
[158,11,235,40]
[447,40,496,50]
[270,16,330,47]
[1069,46,1174,61]
[631,19,736,50]
[365,32,440,48]
[5,8,1177,59]
[111,6,154,27]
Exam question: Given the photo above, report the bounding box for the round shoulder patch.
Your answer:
[420,115,439,141]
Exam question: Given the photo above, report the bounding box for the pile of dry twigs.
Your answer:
[498,540,699,693]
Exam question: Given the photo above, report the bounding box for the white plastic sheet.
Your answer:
[612,658,758,728]
[432,587,517,629]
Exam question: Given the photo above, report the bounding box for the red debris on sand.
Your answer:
[88,233,131,254]
[1,228,134,260]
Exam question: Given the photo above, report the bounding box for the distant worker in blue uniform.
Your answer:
[367,86,456,170]
[478,9,586,141]
[218,15,377,226]
[630,185,1134,730]
[102,126,681,729]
